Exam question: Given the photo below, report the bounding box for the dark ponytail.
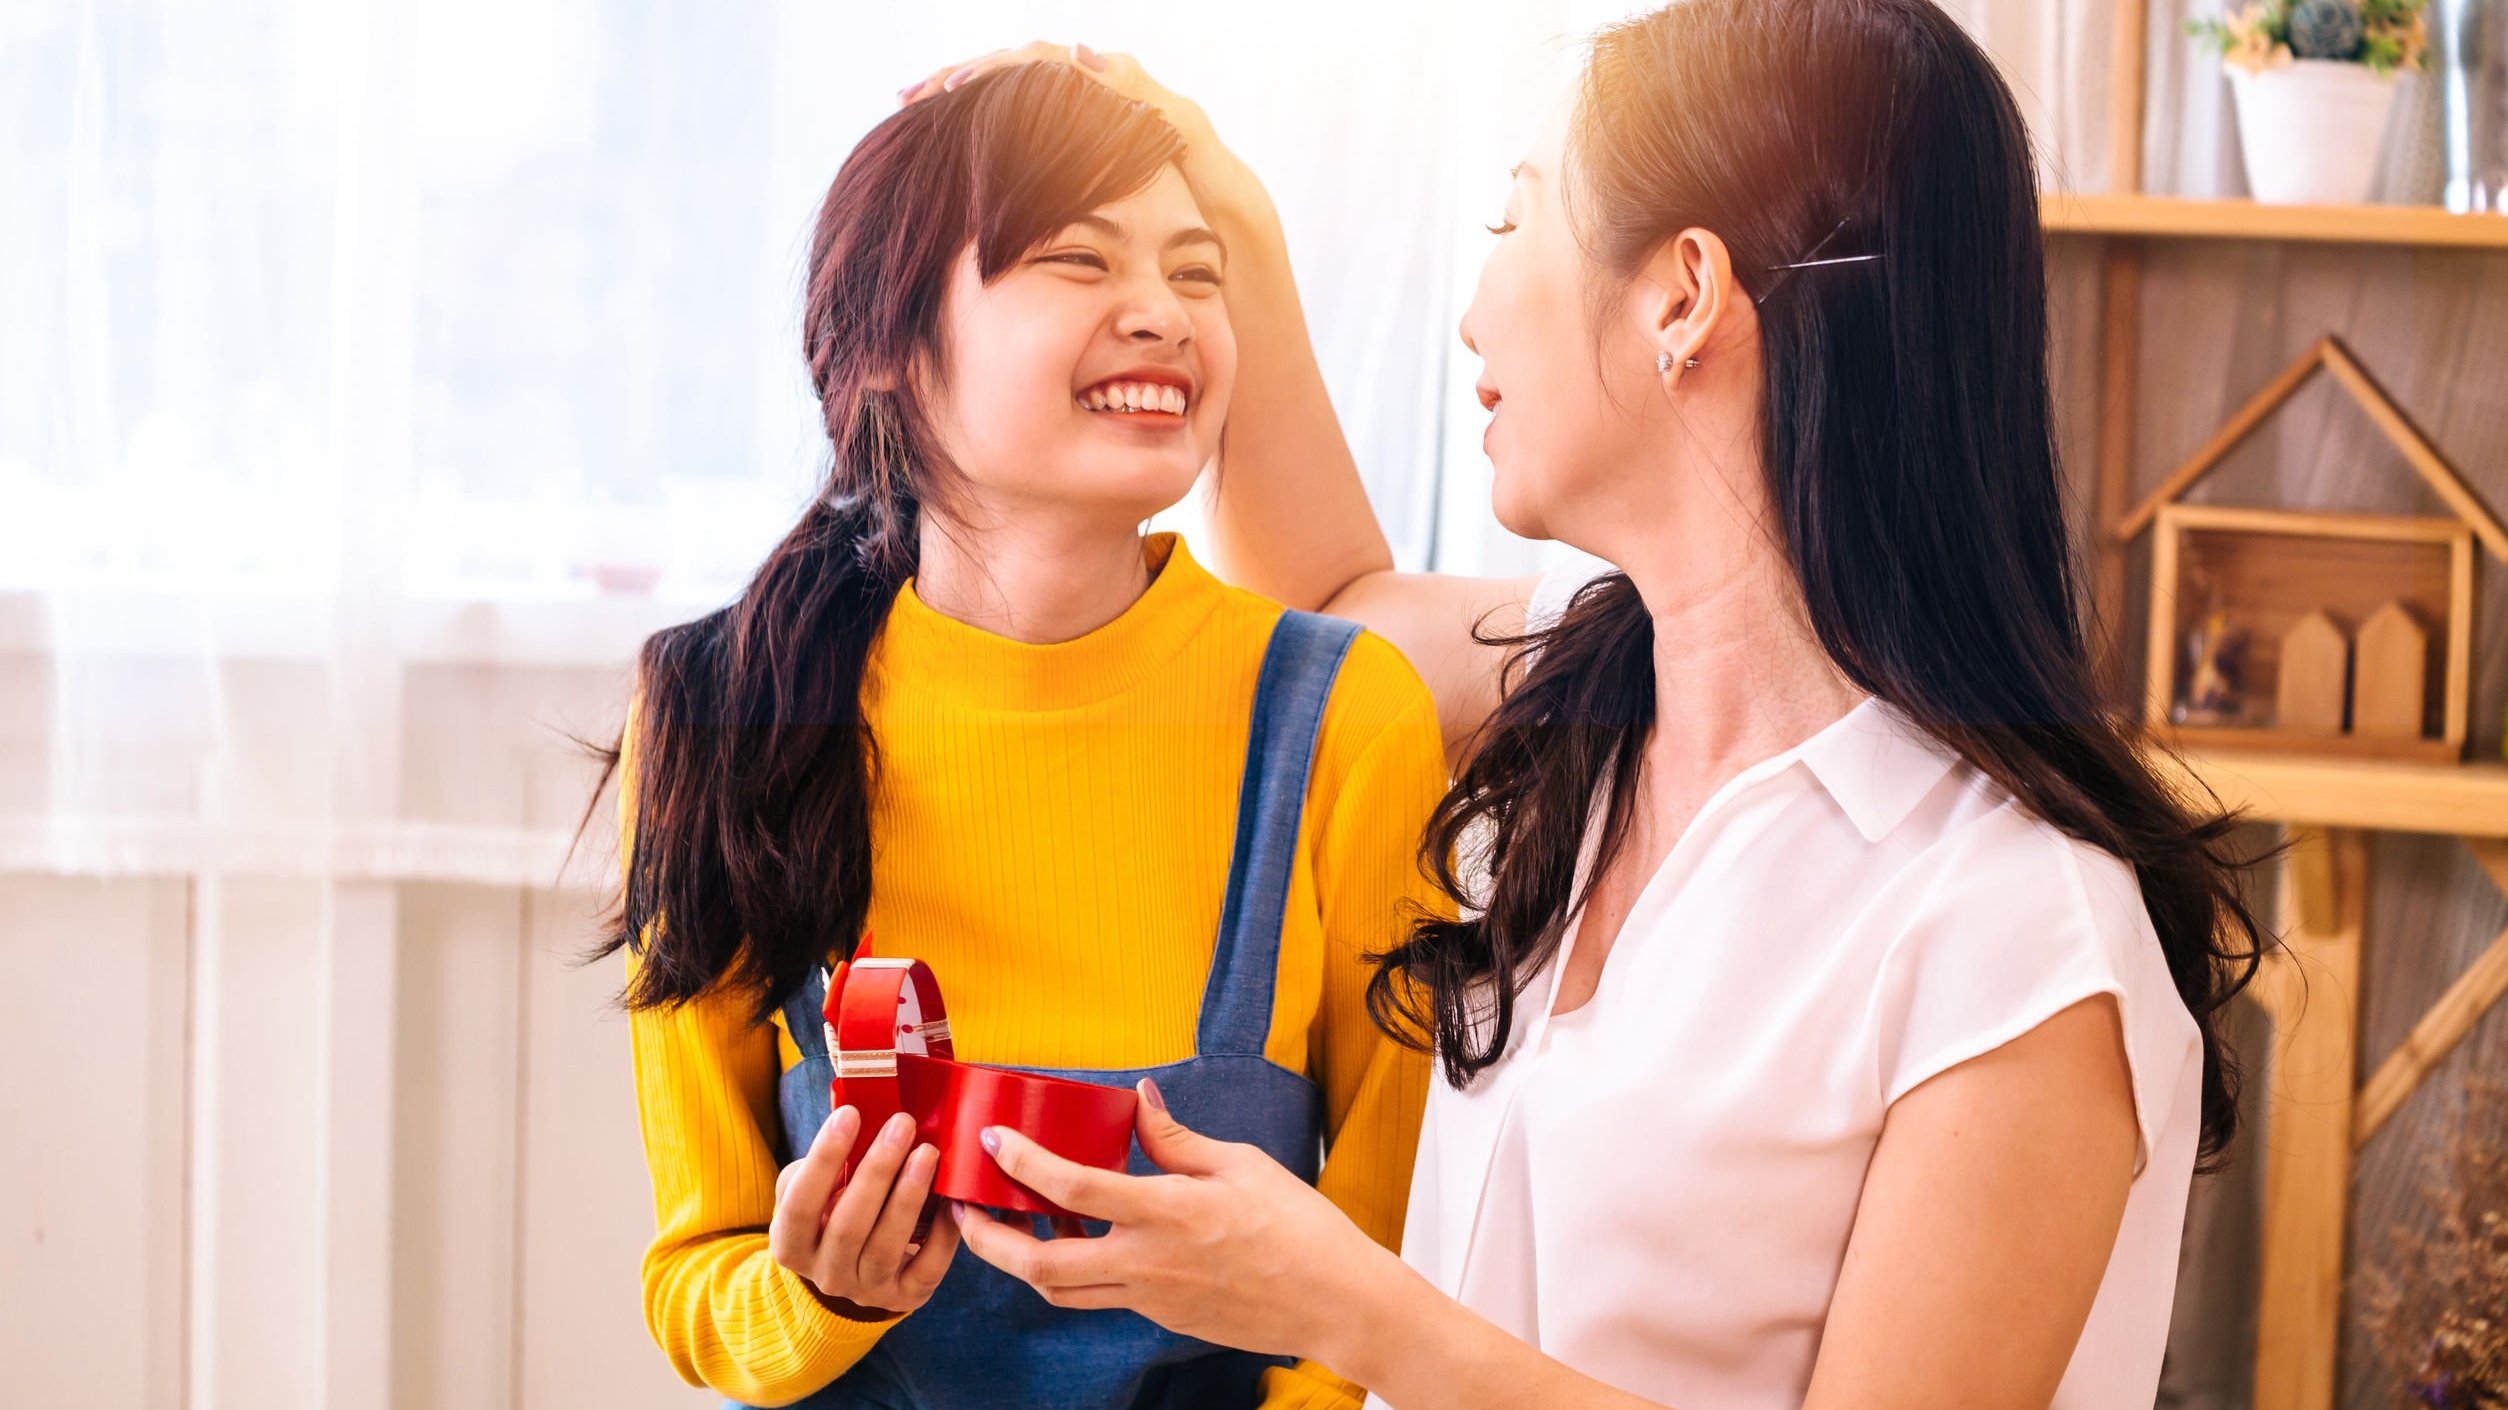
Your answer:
[1370,0,2272,1169]
[586,65,1182,1018]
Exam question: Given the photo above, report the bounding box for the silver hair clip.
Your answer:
[1754,218,1883,306]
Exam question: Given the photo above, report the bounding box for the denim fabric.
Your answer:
[742,611,1360,1410]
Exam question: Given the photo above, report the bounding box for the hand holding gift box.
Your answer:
[823,936,1137,1228]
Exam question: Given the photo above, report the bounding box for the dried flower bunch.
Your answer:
[2356,1077,2508,1410]
[2189,0,2433,76]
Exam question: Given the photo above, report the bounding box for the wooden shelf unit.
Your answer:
[2146,746,2508,838]
[2071,7,2508,1410]
[2042,191,2508,250]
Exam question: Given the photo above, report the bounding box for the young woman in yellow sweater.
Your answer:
[592,64,1444,1410]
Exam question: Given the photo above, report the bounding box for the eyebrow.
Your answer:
[1070,214,1228,260]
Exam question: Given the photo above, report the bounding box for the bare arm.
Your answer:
[908,45,1536,761]
[1797,996,2138,1410]
[1324,996,2140,1409]
[1186,106,1536,762]
[1322,569,1539,766]
[1188,176,1391,612]
[960,994,2140,1410]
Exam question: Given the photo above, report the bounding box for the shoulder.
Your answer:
[1873,787,2201,1169]
[1209,577,1439,744]
[1898,784,2159,972]
[1301,620,1443,792]
[1327,624,1439,731]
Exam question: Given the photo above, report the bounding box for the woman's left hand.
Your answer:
[955,1078,1404,1365]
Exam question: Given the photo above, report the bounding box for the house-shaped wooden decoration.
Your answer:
[2274,609,2350,736]
[2353,601,2429,740]
[2120,336,2506,763]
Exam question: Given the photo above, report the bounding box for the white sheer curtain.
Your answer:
[0,0,2147,879]
[0,0,1482,885]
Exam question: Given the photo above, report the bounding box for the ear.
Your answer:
[1635,227,1736,395]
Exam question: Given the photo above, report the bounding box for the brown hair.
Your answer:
[587,65,1183,1017]
[1368,0,2270,1169]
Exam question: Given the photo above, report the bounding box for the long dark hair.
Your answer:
[587,66,1183,1018]
[1368,0,2269,1168]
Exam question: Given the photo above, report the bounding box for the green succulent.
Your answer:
[2287,0,2364,58]
[2188,0,2430,75]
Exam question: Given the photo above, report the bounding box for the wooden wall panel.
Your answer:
[193,877,327,1410]
[393,882,528,1409]
[517,887,709,1409]
[0,875,189,1409]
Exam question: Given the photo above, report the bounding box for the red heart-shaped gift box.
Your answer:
[825,939,1136,1218]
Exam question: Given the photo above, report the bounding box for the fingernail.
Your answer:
[946,1199,966,1226]
[897,82,920,104]
[1140,1076,1167,1113]
[980,1126,1002,1156]
[888,1112,917,1144]
[1074,43,1106,70]
[943,65,976,91]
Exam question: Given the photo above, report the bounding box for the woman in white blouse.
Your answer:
[920,3,2269,1407]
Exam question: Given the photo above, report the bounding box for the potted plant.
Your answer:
[2189,0,2434,203]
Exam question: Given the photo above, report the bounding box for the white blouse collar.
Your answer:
[1788,698,1964,844]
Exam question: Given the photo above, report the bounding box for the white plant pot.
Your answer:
[2227,58,2404,204]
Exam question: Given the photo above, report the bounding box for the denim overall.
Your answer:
[753,610,1362,1410]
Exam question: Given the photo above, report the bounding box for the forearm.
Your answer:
[1197,180,1395,611]
[1276,1004,1430,1407]
[1322,1256,1667,1410]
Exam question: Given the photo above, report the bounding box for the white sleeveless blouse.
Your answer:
[1366,557,2200,1410]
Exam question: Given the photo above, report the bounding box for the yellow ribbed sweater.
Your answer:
[623,535,1445,1408]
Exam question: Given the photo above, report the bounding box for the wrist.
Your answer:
[796,1272,906,1324]
[1312,1242,1432,1393]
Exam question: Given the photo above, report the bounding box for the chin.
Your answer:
[1078,461,1202,525]
[1488,469,1550,542]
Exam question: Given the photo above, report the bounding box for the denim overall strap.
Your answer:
[1196,610,1360,1058]
[783,978,829,1064]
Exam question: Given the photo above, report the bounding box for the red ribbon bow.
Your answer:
[825,936,1137,1220]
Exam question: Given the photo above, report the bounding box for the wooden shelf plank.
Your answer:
[2145,745,2508,837]
[2044,192,2508,250]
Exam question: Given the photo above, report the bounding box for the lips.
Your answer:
[1077,366,1194,418]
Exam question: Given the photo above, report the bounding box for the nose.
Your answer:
[1114,277,1192,345]
[1457,305,1479,357]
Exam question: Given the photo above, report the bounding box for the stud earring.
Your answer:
[1656,351,1702,373]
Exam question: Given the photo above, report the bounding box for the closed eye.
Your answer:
[1485,219,1518,236]
[1170,264,1223,287]
[1040,250,1109,270]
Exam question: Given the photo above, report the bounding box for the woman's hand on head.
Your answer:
[955,1079,1407,1365]
[898,43,1270,225]
[768,1105,961,1318]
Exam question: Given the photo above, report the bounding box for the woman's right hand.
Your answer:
[899,43,1271,227]
[768,1105,961,1318]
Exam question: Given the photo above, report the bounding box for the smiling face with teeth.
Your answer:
[918,164,1235,527]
